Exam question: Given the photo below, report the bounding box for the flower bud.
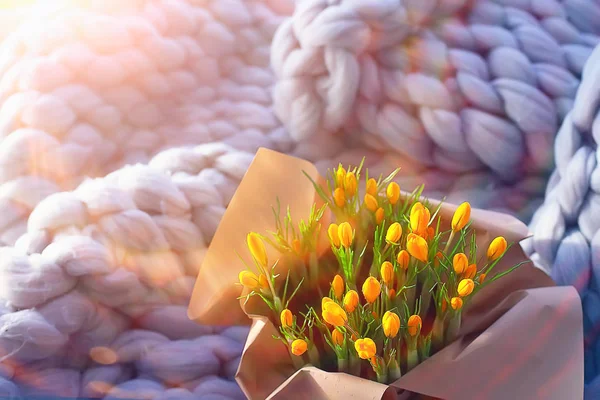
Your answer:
[450,297,463,310]
[382,311,400,338]
[457,279,475,297]
[344,172,358,197]
[332,274,344,300]
[427,226,435,240]
[388,288,396,299]
[328,223,341,247]
[258,273,269,289]
[487,236,507,260]
[366,178,378,196]
[364,193,378,212]
[451,202,471,232]
[410,202,430,236]
[479,273,487,283]
[332,329,344,346]
[322,296,334,310]
[375,207,385,225]
[441,298,447,312]
[280,309,293,328]
[453,253,468,274]
[238,270,260,289]
[338,222,354,248]
[407,233,428,262]
[362,276,381,304]
[464,264,477,279]
[334,188,346,207]
[434,251,443,267]
[247,232,268,268]
[385,222,402,244]
[292,239,301,253]
[396,250,410,270]
[354,338,377,359]
[386,182,400,205]
[343,290,359,313]
[322,300,348,327]
[335,166,346,188]
[291,339,307,356]
[407,315,422,337]
[380,261,394,284]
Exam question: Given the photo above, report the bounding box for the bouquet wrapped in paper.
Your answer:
[189,149,583,400]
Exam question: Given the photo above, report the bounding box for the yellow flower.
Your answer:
[362,276,381,304]
[366,178,378,196]
[328,223,341,247]
[452,202,471,231]
[332,274,344,300]
[479,273,487,283]
[385,222,402,244]
[410,202,430,236]
[343,290,359,313]
[380,261,394,284]
[322,300,348,327]
[335,165,346,188]
[386,182,400,205]
[280,309,293,328]
[247,232,268,268]
[396,250,410,270]
[322,296,334,310]
[364,193,378,212]
[258,273,269,289]
[407,233,428,262]
[464,264,477,279]
[453,253,468,274]
[238,270,260,289]
[332,329,344,346]
[291,339,307,356]
[375,207,385,225]
[334,187,346,207]
[407,315,422,337]
[382,311,400,338]
[450,297,463,310]
[354,338,377,359]
[457,279,475,297]
[487,236,507,260]
[344,172,358,197]
[338,222,354,248]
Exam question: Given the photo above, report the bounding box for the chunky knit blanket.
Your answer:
[0,0,598,399]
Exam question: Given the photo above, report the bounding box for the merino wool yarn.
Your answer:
[0,0,598,399]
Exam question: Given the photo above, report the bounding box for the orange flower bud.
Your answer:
[366,178,378,196]
[335,166,346,188]
[344,172,358,197]
[410,202,430,236]
[386,222,403,244]
[382,311,400,338]
[291,239,301,253]
[338,222,354,248]
[280,309,293,328]
[434,251,444,267]
[407,315,422,337]
[396,250,410,270]
[386,182,400,205]
[364,193,378,212]
[407,233,428,262]
[487,236,507,260]
[441,297,447,312]
[332,274,344,300]
[371,311,378,319]
[479,273,487,283]
[328,223,341,247]
[291,339,307,356]
[464,264,477,279]
[450,297,463,310]
[343,290,359,313]
[375,207,385,225]
[238,270,260,289]
[452,202,471,231]
[453,253,468,274]
[334,188,346,207]
[258,273,269,289]
[332,329,344,346]
[380,261,394,284]
[247,232,268,268]
[427,226,435,240]
[457,279,475,297]
[362,276,381,304]
[388,288,396,299]
[322,300,348,327]
[354,338,377,359]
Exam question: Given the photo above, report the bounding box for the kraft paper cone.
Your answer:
[189,148,583,400]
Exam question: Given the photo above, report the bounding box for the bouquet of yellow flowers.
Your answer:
[189,149,583,400]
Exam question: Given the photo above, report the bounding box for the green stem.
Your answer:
[349,351,361,376]
[337,358,348,373]
[431,315,446,353]
[376,370,388,384]
[389,358,402,381]
[443,230,455,253]
[307,344,320,367]
[406,345,419,372]
[446,313,462,344]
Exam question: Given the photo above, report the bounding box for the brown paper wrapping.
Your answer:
[189,148,583,400]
